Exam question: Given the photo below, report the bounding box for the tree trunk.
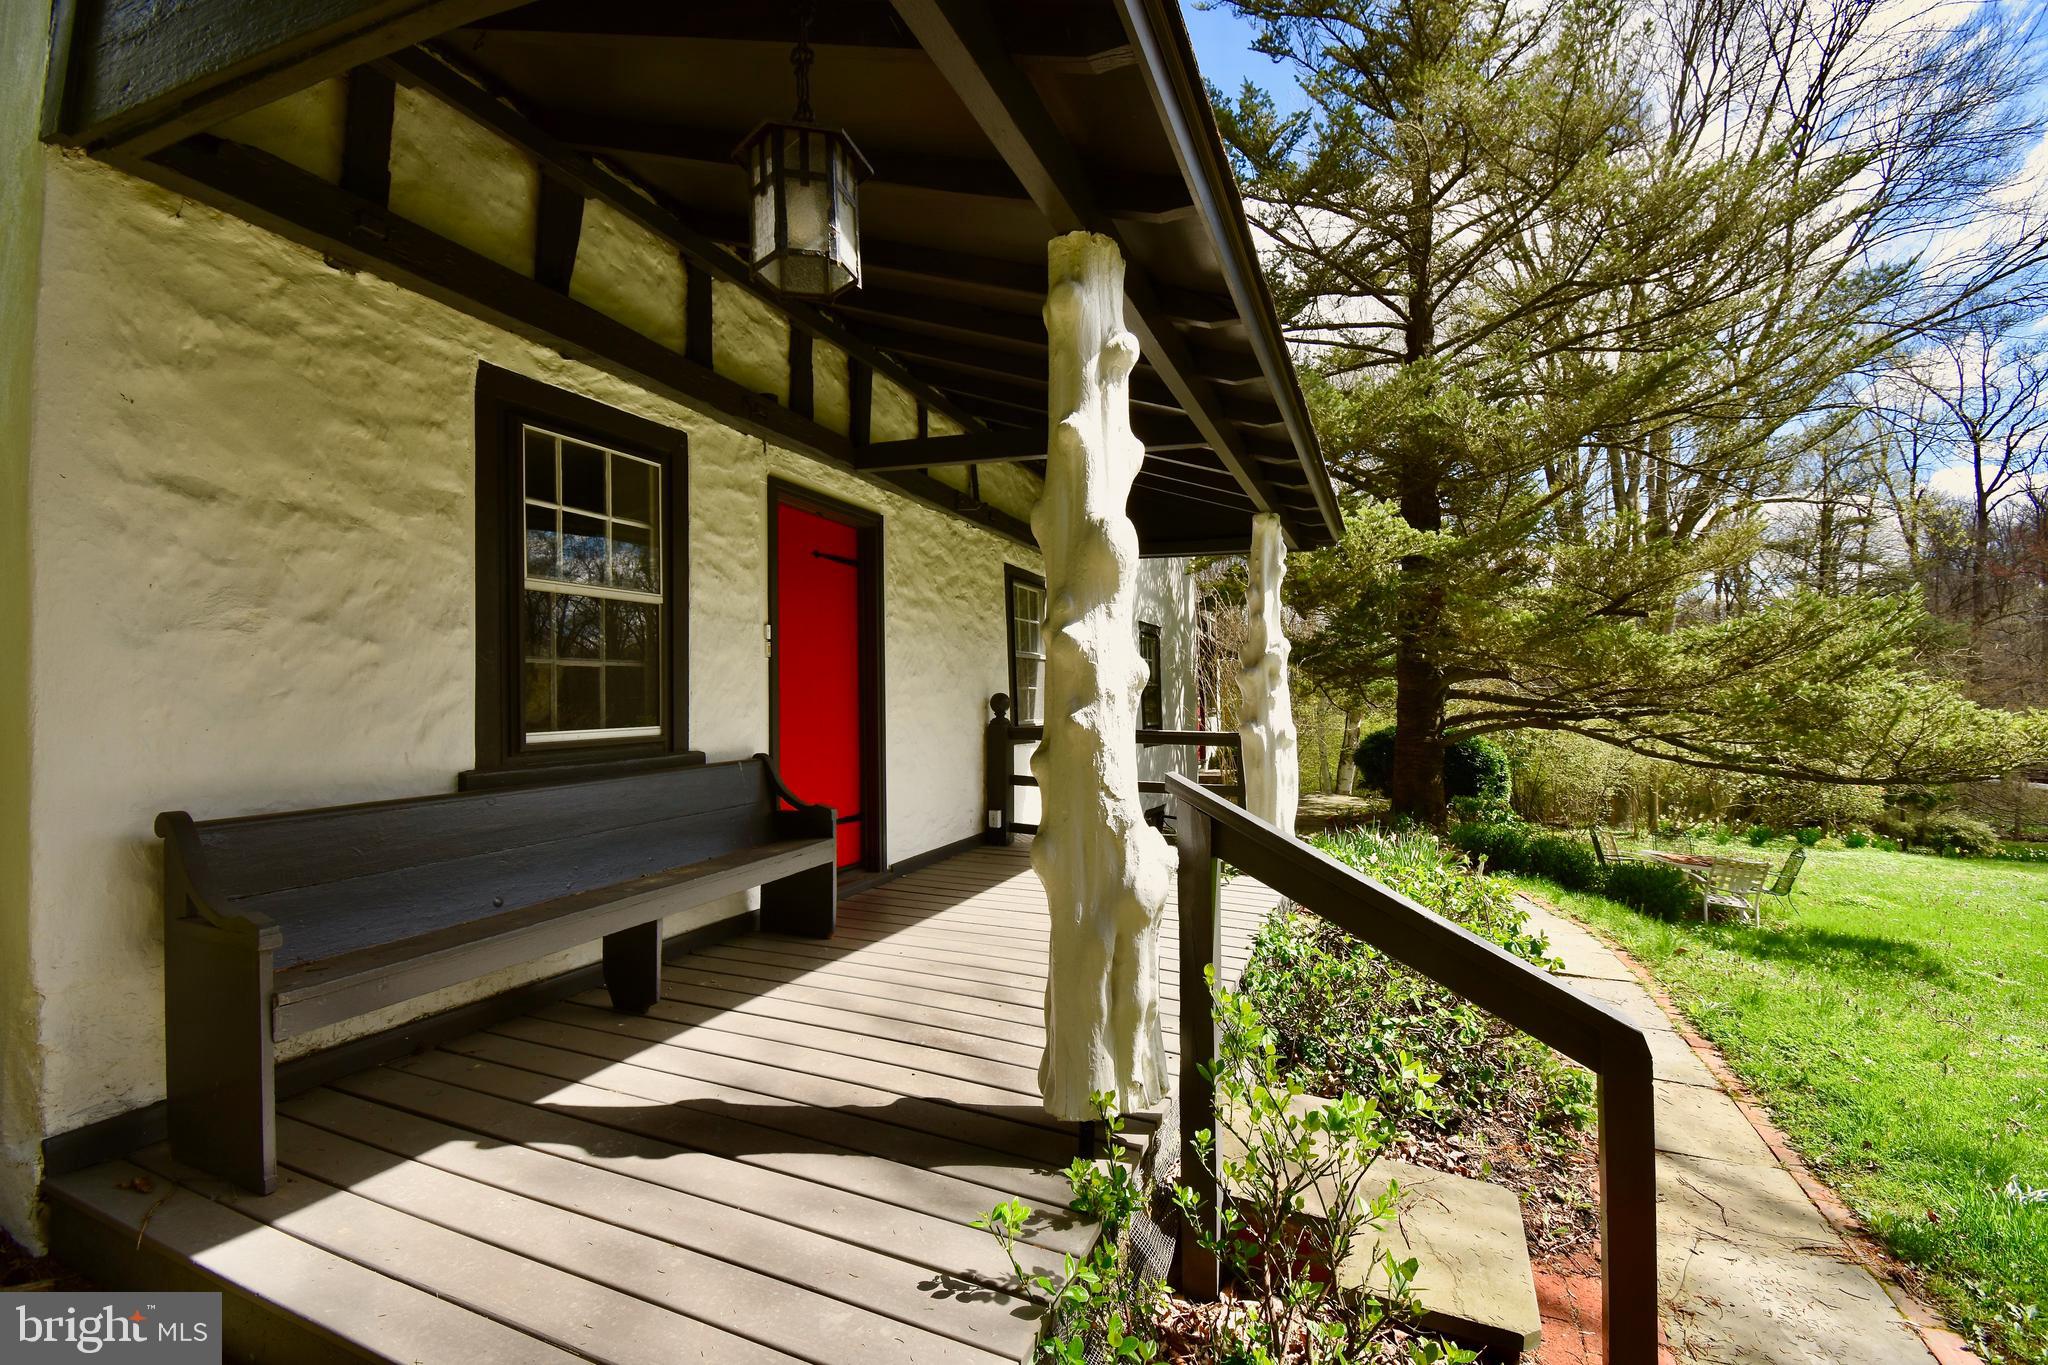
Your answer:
[1239,513,1299,833]
[1030,232,1171,1120]
[1335,706,1362,794]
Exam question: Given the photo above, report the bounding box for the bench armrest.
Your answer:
[754,752,838,841]
[154,811,282,950]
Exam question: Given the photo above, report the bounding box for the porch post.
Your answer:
[1239,513,1299,835]
[1031,231,1172,1120]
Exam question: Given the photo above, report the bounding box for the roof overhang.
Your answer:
[44,0,1341,556]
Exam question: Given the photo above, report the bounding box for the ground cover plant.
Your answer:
[1240,829,1599,1257]
[1503,847,2048,1363]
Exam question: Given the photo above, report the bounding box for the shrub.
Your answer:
[1794,826,1824,847]
[1445,819,1529,872]
[1843,831,1870,849]
[1448,794,1514,824]
[1602,861,1700,918]
[1524,832,1605,891]
[1913,811,2000,858]
[1354,726,1513,803]
[1745,825,1777,846]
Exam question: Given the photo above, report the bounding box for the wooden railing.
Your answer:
[982,694,1243,841]
[1167,772,1659,1361]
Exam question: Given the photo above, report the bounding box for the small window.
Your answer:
[474,365,689,782]
[520,428,664,743]
[1008,568,1047,726]
[1138,622,1163,730]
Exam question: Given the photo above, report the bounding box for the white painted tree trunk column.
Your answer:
[1030,231,1172,1120]
[1239,512,1299,835]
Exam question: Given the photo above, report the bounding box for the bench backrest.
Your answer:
[178,759,780,905]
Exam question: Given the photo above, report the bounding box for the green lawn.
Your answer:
[1503,848,2048,1364]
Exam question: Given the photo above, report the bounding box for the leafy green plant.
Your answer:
[1795,826,1824,847]
[1445,819,1528,872]
[1524,832,1604,890]
[1746,824,1778,847]
[1602,860,1699,918]
[972,1198,1032,1280]
[1913,811,2000,858]
[1844,831,1871,848]
[1354,726,1512,804]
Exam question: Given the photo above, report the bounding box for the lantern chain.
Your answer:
[790,4,816,124]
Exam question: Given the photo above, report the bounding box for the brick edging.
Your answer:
[1527,896,1983,1365]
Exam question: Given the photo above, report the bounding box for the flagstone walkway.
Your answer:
[1515,895,1958,1365]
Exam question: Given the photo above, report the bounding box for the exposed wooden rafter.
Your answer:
[46,0,531,157]
[538,110,1195,221]
[851,429,1045,472]
[375,43,985,438]
[130,134,1035,547]
[888,0,1288,538]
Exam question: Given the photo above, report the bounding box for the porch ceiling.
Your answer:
[45,0,1341,556]
[450,0,1340,555]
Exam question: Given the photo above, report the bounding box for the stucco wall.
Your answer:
[0,0,49,1246]
[7,147,1101,1210]
[3,77,1208,1248]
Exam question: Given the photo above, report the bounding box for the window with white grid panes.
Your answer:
[519,425,664,743]
[1010,576,1046,725]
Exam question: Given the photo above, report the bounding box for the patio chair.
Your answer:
[1588,827,1639,867]
[1760,847,1806,906]
[1699,858,1770,924]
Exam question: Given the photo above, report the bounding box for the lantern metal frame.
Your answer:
[734,117,872,302]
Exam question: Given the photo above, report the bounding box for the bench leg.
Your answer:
[761,860,836,937]
[602,920,663,1014]
[165,919,276,1195]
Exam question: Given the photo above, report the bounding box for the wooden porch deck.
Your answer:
[47,841,1276,1364]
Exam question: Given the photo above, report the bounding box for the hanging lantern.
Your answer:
[735,17,870,301]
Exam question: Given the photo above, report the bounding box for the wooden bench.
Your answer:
[155,755,836,1194]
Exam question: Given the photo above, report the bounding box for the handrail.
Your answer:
[1166,772,1658,1361]
[983,694,1243,841]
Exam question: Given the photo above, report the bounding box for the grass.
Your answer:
[1503,847,2048,1364]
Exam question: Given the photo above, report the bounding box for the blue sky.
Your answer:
[1183,4,1310,116]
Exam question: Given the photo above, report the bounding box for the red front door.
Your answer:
[774,500,870,869]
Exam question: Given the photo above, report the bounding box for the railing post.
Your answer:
[983,693,1014,845]
[1175,796,1223,1299]
[1598,1030,1659,1361]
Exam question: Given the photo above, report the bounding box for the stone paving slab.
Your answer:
[1511,895,1941,1365]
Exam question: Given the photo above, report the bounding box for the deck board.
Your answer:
[45,841,1276,1364]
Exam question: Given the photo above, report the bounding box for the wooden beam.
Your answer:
[852,429,1044,472]
[339,66,394,204]
[50,0,528,156]
[377,43,984,437]
[837,287,1268,384]
[465,1,1136,65]
[683,261,712,367]
[848,359,874,448]
[788,328,814,421]
[1113,0,1343,546]
[887,0,1285,532]
[143,136,845,454]
[135,135,1040,551]
[532,174,583,293]
[540,109,1193,220]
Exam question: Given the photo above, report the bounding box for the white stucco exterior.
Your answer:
[0,79,1209,1247]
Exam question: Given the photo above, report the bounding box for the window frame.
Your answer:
[1138,620,1164,730]
[1005,564,1047,727]
[470,364,695,786]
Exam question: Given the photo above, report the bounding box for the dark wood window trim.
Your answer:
[1138,620,1164,730]
[468,362,698,789]
[766,478,887,873]
[1004,563,1046,726]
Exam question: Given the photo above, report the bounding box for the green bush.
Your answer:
[1602,861,1700,918]
[1354,726,1512,803]
[1794,826,1824,847]
[1445,819,1529,872]
[1524,832,1604,891]
[1914,811,2000,858]
[1843,831,1871,849]
[1745,825,1777,846]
